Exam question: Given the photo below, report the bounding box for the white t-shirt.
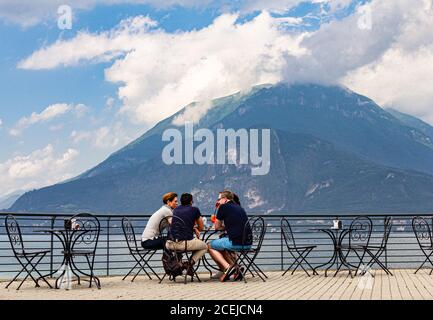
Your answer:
[141,205,173,241]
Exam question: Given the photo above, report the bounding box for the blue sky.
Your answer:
[0,0,432,201]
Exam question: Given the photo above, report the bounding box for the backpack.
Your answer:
[162,248,183,280]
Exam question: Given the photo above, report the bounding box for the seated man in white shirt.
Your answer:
[141,192,178,250]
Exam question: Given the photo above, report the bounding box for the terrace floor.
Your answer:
[2,269,433,300]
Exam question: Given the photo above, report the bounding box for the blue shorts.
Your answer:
[210,237,251,251]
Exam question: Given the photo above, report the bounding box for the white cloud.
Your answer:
[282,2,402,84]
[344,45,433,123]
[70,130,92,144]
[172,101,213,126]
[237,0,304,13]
[16,0,433,126]
[340,0,433,123]
[0,0,348,27]
[280,0,433,122]
[18,16,158,70]
[19,13,305,125]
[0,0,213,27]
[49,123,64,131]
[0,144,79,198]
[0,118,3,127]
[105,97,116,110]
[71,122,131,149]
[10,103,88,136]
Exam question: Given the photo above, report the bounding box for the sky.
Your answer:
[0,0,432,201]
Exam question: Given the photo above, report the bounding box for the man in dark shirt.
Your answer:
[166,193,207,274]
[208,190,252,281]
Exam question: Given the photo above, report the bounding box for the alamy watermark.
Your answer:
[357,4,372,30]
[161,123,271,176]
[57,5,73,30]
[357,264,374,290]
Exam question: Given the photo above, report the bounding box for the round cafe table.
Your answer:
[35,227,100,289]
[192,226,224,276]
[309,227,355,277]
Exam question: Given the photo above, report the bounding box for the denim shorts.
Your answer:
[210,237,251,251]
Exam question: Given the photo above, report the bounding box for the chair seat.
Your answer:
[131,248,155,253]
[287,245,317,251]
[17,249,51,257]
[64,249,95,255]
[345,244,384,250]
[361,245,385,250]
[340,244,364,250]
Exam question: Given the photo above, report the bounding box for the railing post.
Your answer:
[385,216,388,268]
[50,216,55,277]
[106,217,111,277]
[280,223,284,271]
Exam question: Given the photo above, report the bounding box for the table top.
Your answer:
[309,227,347,232]
[34,228,65,233]
[309,226,362,232]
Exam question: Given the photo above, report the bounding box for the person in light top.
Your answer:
[141,192,178,250]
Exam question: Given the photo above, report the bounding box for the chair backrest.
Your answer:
[122,217,138,252]
[5,215,24,255]
[281,218,296,248]
[159,216,171,240]
[69,213,100,253]
[348,216,373,248]
[412,216,433,248]
[380,216,393,248]
[242,216,266,251]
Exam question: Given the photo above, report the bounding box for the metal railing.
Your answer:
[0,212,430,280]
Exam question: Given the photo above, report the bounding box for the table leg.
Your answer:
[200,229,222,277]
[69,255,100,288]
[313,230,338,277]
[36,253,66,284]
[324,247,338,277]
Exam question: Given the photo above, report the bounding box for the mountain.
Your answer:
[0,191,24,210]
[10,83,433,214]
[386,108,433,142]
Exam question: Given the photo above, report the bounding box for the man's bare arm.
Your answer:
[196,217,204,231]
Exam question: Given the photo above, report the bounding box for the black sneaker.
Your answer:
[182,261,195,276]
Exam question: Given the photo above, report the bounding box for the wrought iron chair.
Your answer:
[338,216,373,277]
[281,218,317,276]
[161,215,202,284]
[121,217,161,282]
[158,216,175,283]
[354,216,393,276]
[225,216,267,283]
[158,215,171,241]
[5,215,53,290]
[412,216,433,274]
[67,213,101,288]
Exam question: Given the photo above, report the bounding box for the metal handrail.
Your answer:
[0,212,431,279]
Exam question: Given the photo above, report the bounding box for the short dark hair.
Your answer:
[233,193,241,206]
[180,193,193,206]
[162,192,177,204]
